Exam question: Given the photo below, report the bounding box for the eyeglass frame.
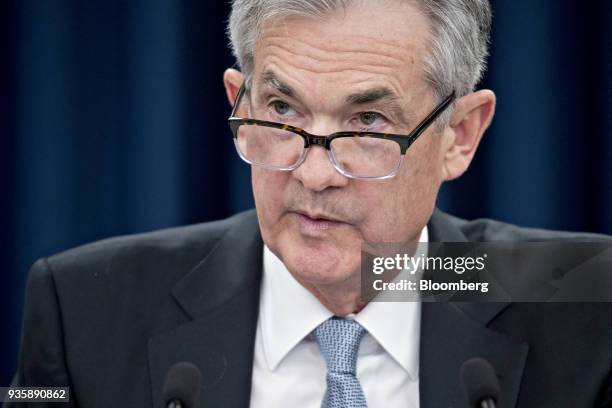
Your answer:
[228,83,456,180]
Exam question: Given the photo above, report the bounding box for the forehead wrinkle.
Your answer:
[260,45,411,85]
[260,35,412,73]
[262,64,407,106]
[263,30,412,57]
[258,51,407,95]
[257,35,425,101]
[260,11,424,57]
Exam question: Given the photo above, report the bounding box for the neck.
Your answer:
[301,277,368,316]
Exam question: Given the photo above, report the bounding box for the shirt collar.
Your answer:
[260,245,332,371]
[259,226,427,379]
[352,291,421,380]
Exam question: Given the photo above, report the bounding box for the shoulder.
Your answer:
[438,210,612,241]
[33,209,259,293]
[21,209,260,355]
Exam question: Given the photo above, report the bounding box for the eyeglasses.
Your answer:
[228,84,455,180]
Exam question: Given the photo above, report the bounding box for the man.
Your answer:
[7,0,612,407]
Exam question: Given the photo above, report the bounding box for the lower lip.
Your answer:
[296,213,343,234]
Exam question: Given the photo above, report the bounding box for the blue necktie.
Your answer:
[313,317,368,408]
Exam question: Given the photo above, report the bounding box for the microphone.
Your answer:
[460,358,501,408]
[161,362,203,408]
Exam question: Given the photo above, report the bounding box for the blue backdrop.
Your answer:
[1,0,611,383]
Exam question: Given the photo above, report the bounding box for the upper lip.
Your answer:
[294,210,345,223]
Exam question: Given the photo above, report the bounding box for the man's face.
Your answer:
[249,1,447,288]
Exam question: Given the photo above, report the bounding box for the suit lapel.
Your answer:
[148,211,263,408]
[419,303,528,408]
[420,209,528,408]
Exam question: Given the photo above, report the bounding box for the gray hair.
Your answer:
[228,0,491,116]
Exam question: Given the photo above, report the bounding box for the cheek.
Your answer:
[400,138,443,224]
[252,168,287,223]
[413,134,445,196]
[359,138,443,242]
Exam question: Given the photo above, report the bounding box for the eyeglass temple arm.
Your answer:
[230,83,247,118]
[407,91,456,142]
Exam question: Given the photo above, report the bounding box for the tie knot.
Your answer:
[313,317,366,374]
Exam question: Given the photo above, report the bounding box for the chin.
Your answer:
[283,241,360,286]
[264,217,363,283]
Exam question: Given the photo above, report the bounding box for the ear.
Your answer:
[223,68,245,106]
[440,89,496,181]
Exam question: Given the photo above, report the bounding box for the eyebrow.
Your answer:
[346,87,412,125]
[346,87,396,104]
[261,70,296,98]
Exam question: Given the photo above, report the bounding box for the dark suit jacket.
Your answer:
[7,209,612,407]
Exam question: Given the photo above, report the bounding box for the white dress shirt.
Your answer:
[249,227,427,408]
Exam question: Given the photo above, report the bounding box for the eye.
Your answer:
[265,98,301,124]
[271,101,291,116]
[359,112,381,126]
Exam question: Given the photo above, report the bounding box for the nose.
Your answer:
[292,145,349,192]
